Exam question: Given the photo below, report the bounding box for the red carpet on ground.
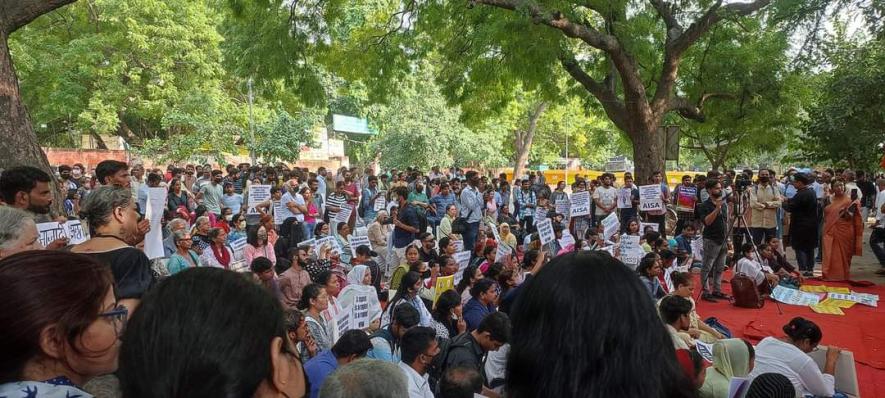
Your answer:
[694,272,885,398]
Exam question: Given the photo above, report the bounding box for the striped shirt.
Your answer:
[326,192,347,221]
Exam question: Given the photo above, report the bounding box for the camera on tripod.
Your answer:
[733,174,752,193]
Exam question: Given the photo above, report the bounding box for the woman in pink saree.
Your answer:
[821,181,863,280]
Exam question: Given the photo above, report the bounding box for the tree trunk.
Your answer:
[512,101,547,181]
[629,122,666,185]
[0,32,53,171]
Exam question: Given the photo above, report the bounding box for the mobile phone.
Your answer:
[850,188,858,201]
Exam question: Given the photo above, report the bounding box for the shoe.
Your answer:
[701,293,718,302]
[712,292,732,300]
[802,271,814,277]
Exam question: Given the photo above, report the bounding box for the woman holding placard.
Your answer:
[299,283,333,352]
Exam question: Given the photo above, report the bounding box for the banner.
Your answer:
[570,191,591,217]
[248,185,272,214]
[537,218,555,245]
[144,187,167,259]
[639,185,663,212]
[617,188,633,209]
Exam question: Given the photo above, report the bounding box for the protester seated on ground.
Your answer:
[352,245,382,295]
[455,264,484,306]
[496,269,519,300]
[383,271,432,327]
[338,264,383,333]
[285,309,318,364]
[398,326,440,398]
[72,185,155,312]
[478,245,497,274]
[745,373,796,398]
[638,252,666,300]
[674,224,702,269]
[0,207,42,259]
[675,349,707,390]
[368,301,420,363]
[734,243,779,295]
[762,236,802,282]
[299,283,334,352]
[699,339,755,398]
[437,255,459,277]
[304,329,373,398]
[250,256,282,300]
[118,267,307,398]
[444,312,511,397]
[438,366,484,398]
[749,317,840,397]
[245,224,276,267]
[483,261,504,281]
[662,272,725,344]
[642,230,662,252]
[659,294,695,350]
[200,227,236,269]
[316,270,345,340]
[506,251,695,398]
[462,278,499,332]
[0,251,120,398]
[390,244,422,291]
[430,289,466,339]
[318,358,408,398]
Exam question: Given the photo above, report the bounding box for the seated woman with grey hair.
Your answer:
[70,185,155,312]
[167,230,201,275]
[0,207,42,259]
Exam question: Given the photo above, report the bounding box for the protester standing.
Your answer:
[782,173,819,277]
[821,181,863,280]
[697,180,730,302]
[460,171,484,252]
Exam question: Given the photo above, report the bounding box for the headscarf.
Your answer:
[699,338,752,397]
[346,265,369,286]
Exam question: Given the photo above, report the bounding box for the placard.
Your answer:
[533,206,547,225]
[144,187,167,260]
[373,197,386,212]
[248,185,272,214]
[555,200,570,219]
[452,250,472,286]
[676,186,698,212]
[617,188,634,209]
[64,220,90,244]
[314,235,342,257]
[336,304,352,335]
[489,220,502,242]
[351,293,372,330]
[298,238,316,248]
[664,265,676,292]
[334,205,353,223]
[641,222,659,233]
[452,239,464,252]
[229,236,247,258]
[272,200,285,225]
[558,232,575,249]
[36,222,68,248]
[569,191,591,217]
[639,185,663,212]
[348,235,372,258]
[772,285,821,306]
[601,212,620,240]
[354,226,369,237]
[537,218,554,245]
[695,341,714,362]
[495,243,511,264]
[620,235,643,267]
[433,275,455,305]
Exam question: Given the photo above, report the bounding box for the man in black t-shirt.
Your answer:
[696,180,730,302]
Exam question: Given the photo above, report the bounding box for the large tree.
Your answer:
[0,0,75,172]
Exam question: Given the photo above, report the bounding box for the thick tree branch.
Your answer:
[668,96,706,122]
[650,0,770,115]
[559,55,628,132]
[473,0,619,52]
[649,0,682,35]
[0,0,78,33]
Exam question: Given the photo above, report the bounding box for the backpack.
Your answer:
[731,273,764,308]
[429,333,474,393]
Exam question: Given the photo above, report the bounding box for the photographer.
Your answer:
[749,169,782,245]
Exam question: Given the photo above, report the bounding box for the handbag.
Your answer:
[452,208,472,234]
[731,273,764,309]
[703,317,733,338]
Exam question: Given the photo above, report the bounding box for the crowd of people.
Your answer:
[0,159,882,398]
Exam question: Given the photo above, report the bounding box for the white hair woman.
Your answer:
[368,210,392,272]
[0,207,42,259]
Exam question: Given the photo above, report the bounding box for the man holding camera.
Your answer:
[749,169,782,245]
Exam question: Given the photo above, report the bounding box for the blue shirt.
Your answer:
[459,186,484,223]
[463,297,496,332]
[361,187,379,221]
[304,350,338,398]
[221,193,243,214]
[393,203,420,248]
[515,189,536,220]
[429,193,457,223]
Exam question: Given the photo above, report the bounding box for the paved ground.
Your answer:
[783,221,884,285]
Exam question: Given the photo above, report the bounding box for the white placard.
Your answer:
[695,341,714,362]
[489,220,502,242]
[336,304,353,335]
[36,222,68,248]
[558,232,575,249]
[144,187,167,260]
[452,250,472,286]
[348,235,372,258]
[639,185,663,212]
[601,212,620,240]
[690,237,704,261]
[248,185,272,214]
[641,222,659,233]
[230,237,247,257]
[829,292,878,307]
[272,200,285,226]
[569,191,591,217]
[620,235,643,266]
[314,235,342,257]
[664,265,677,292]
[617,188,633,209]
[533,206,547,225]
[555,200,570,218]
[298,238,316,248]
[354,226,369,237]
[350,292,373,330]
[537,218,554,245]
[772,285,821,306]
[334,205,353,223]
[373,197,386,212]
[452,239,464,252]
[64,220,90,245]
[495,243,511,263]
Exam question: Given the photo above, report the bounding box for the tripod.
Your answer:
[728,188,783,314]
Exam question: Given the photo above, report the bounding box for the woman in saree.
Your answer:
[821,181,863,281]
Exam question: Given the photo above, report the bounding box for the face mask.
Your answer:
[225,215,233,221]
[759,176,769,183]
[711,191,722,198]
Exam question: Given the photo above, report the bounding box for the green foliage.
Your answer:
[792,36,884,169]
[250,107,323,164]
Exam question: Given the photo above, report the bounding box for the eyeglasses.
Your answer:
[100,305,128,336]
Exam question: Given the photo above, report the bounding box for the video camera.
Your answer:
[733,173,752,193]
